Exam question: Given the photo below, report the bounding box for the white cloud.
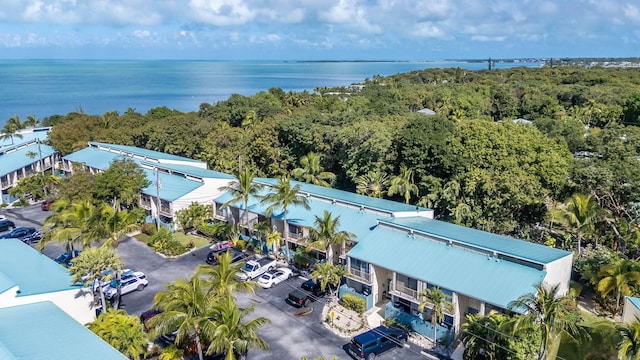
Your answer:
[132,30,152,39]
[624,4,640,23]
[189,0,255,26]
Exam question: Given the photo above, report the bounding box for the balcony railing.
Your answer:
[390,284,419,301]
[348,268,372,283]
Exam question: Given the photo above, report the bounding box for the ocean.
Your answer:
[0,59,541,125]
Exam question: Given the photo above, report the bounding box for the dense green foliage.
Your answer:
[42,66,640,244]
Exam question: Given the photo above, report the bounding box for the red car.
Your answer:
[41,201,52,211]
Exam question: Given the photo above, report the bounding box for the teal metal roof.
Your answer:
[348,227,546,309]
[0,301,128,360]
[0,239,81,296]
[215,187,382,239]
[62,146,117,170]
[140,168,203,202]
[64,147,206,202]
[254,178,431,214]
[0,128,49,151]
[0,142,57,177]
[90,142,202,164]
[148,162,235,180]
[0,271,15,294]
[385,217,571,265]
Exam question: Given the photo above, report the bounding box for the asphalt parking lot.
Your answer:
[1,205,429,360]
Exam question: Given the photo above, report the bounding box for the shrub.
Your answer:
[235,240,247,250]
[293,247,313,269]
[197,223,221,239]
[141,223,157,236]
[341,294,366,314]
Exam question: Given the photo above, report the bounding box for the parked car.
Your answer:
[0,227,37,242]
[236,257,277,281]
[22,229,42,243]
[139,309,162,332]
[347,325,408,360]
[257,267,293,288]
[207,249,249,265]
[54,250,81,267]
[301,278,331,297]
[41,200,53,211]
[104,270,148,299]
[286,289,316,308]
[0,219,16,232]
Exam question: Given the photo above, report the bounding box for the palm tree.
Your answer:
[305,211,355,264]
[195,252,255,301]
[618,317,640,360]
[460,313,508,360]
[149,275,217,360]
[0,115,24,145]
[597,259,640,312]
[460,312,539,360]
[260,176,310,261]
[291,152,336,188]
[354,170,389,198]
[311,262,347,301]
[23,114,39,128]
[219,168,261,236]
[266,231,284,256]
[40,200,102,253]
[388,165,419,204]
[551,193,606,254]
[98,204,143,248]
[87,309,147,360]
[509,283,580,360]
[207,296,271,360]
[68,246,124,312]
[252,221,271,254]
[418,287,454,347]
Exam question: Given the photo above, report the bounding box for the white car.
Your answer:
[104,270,148,299]
[257,267,293,288]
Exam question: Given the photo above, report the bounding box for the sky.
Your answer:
[0,0,638,60]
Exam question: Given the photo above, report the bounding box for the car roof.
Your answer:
[352,326,393,343]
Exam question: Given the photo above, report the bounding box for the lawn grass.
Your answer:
[134,232,210,249]
[557,310,619,360]
[172,232,211,249]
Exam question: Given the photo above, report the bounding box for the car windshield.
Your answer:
[259,274,270,280]
[242,263,253,271]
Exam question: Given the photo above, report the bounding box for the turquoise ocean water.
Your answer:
[0,60,540,124]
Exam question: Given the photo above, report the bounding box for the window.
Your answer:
[350,258,370,274]
[397,274,418,291]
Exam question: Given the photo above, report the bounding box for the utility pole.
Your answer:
[155,168,161,231]
[36,139,47,197]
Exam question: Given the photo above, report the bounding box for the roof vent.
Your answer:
[332,199,336,205]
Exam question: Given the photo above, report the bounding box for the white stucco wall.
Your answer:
[623,297,640,323]
[0,288,95,324]
[542,253,574,296]
[172,178,235,214]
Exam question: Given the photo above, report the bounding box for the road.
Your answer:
[0,205,429,360]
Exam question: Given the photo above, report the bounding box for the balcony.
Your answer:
[390,284,419,302]
[348,268,372,283]
[159,206,172,216]
[140,200,152,210]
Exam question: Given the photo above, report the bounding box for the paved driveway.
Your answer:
[2,205,429,359]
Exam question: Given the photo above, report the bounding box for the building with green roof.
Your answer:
[62,142,235,228]
[0,239,95,325]
[64,143,573,343]
[214,175,573,342]
[0,127,58,204]
[0,301,127,359]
